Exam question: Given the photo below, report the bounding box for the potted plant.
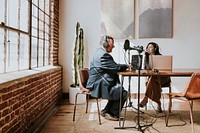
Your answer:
[69,22,85,104]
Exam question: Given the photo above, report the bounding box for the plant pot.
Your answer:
[69,86,86,104]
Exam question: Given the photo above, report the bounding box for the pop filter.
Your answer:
[124,39,130,51]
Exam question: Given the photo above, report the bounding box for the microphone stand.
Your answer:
[134,50,152,132]
[115,48,152,132]
[126,49,144,114]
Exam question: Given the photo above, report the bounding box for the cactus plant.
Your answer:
[71,22,84,87]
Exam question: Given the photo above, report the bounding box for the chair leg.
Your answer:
[165,96,172,126]
[96,99,101,125]
[73,93,80,121]
[188,100,195,133]
[86,94,89,113]
[168,86,172,113]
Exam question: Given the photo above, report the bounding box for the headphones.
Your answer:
[100,35,109,48]
[154,43,158,51]
[150,42,158,51]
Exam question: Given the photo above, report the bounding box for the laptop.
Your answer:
[149,55,173,72]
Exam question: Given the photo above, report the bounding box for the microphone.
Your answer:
[129,46,144,53]
[123,39,130,51]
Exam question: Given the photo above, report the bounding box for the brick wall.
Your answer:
[50,0,59,65]
[0,67,62,132]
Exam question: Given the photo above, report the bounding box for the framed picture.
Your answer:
[139,0,173,38]
[101,0,135,39]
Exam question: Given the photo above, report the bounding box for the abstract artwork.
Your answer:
[139,0,173,38]
[101,0,135,39]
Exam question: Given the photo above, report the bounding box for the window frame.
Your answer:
[0,0,51,73]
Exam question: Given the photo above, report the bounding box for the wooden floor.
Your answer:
[39,95,200,133]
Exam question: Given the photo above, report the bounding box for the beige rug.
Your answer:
[73,108,200,133]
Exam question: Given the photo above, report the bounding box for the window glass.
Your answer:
[32,0,38,6]
[39,10,44,20]
[20,0,28,32]
[19,33,29,70]
[0,0,51,73]
[45,0,50,15]
[45,15,50,25]
[6,31,18,72]
[38,39,44,66]
[31,37,37,68]
[44,41,49,66]
[7,0,18,29]
[0,0,5,23]
[0,28,4,73]
[39,0,44,11]
[32,5,38,17]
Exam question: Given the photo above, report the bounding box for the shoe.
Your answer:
[100,109,107,117]
[104,113,119,121]
[157,108,163,113]
[139,97,148,108]
[157,102,162,113]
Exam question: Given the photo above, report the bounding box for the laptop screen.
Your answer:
[149,55,173,72]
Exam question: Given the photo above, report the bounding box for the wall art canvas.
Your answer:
[139,0,173,38]
[101,0,135,39]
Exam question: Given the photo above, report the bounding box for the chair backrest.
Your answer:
[78,68,89,88]
[183,72,200,99]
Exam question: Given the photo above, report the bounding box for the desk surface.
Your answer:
[119,68,200,77]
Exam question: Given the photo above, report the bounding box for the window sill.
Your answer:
[0,65,62,85]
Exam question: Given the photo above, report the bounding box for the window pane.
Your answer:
[7,0,18,29]
[31,37,37,68]
[44,41,49,66]
[32,5,38,17]
[32,17,38,36]
[39,10,44,20]
[45,0,50,15]
[6,31,18,72]
[45,15,50,24]
[32,0,38,6]
[39,20,44,38]
[38,39,43,66]
[0,0,5,23]
[19,33,29,70]
[45,32,49,41]
[0,28,4,73]
[39,0,44,11]
[20,0,28,32]
[39,30,44,39]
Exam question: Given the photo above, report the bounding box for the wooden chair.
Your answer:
[165,72,200,133]
[161,81,172,112]
[73,68,101,125]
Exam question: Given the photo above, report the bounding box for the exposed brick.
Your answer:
[0,118,4,128]
[2,108,10,117]
[13,102,20,110]
[0,101,8,110]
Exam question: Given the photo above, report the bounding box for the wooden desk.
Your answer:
[119,69,200,77]
[116,69,200,130]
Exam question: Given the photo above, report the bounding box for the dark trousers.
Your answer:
[104,89,128,117]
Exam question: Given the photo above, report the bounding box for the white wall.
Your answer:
[59,0,200,93]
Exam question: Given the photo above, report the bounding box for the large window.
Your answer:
[0,0,50,73]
